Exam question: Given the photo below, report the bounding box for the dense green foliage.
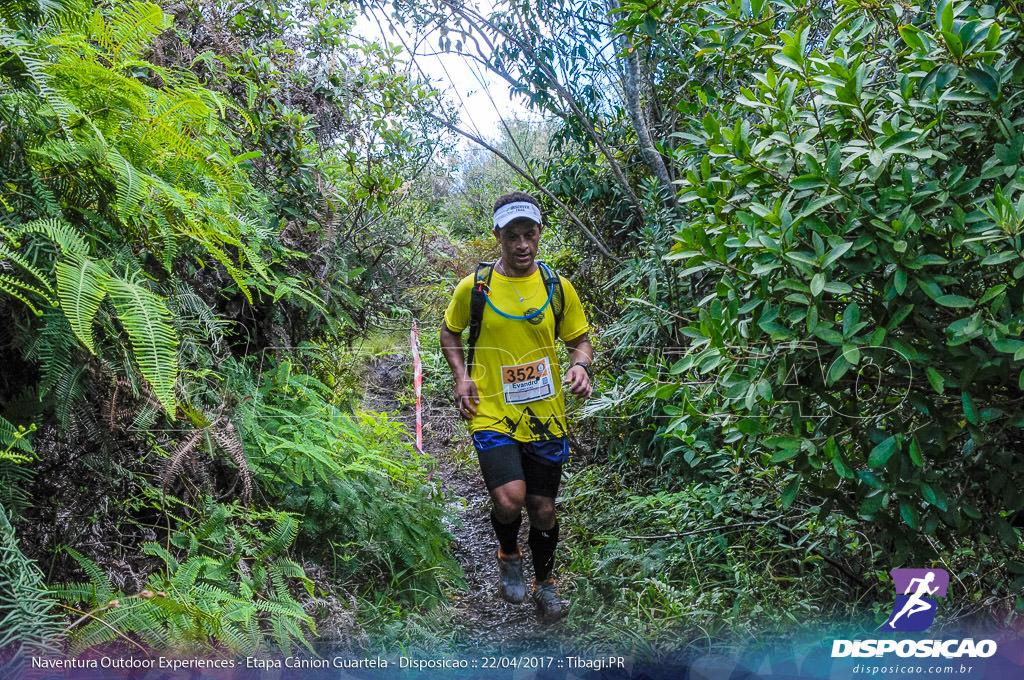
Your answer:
[0,0,458,659]
[659,0,1024,565]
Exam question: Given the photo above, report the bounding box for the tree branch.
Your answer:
[425,112,620,261]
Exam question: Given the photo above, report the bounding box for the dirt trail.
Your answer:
[363,352,562,652]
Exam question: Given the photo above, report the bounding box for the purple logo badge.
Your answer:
[884,568,950,631]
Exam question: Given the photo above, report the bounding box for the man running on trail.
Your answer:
[440,191,593,622]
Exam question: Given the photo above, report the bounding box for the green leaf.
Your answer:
[938,0,953,33]
[993,517,1020,547]
[965,66,999,99]
[842,302,860,337]
[764,435,802,449]
[780,477,801,509]
[868,435,898,467]
[982,251,1017,266]
[814,327,843,344]
[827,356,850,385]
[962,392,978,425]
[936,294,974,308]
[859,492,885,515]
[810,273,825,297]
[737,418,762,435]
[899,25,923,51]
[900,501,919,529]
[894,268,907,295]
[842,344,860,364]
[771,447,800,463]
[832,453,854,479]
[823,242,852,267]
[925,366,944,395]
[981,284,1007,304]
[921,483,948,511]
[791,175,827,190]
[796,195,843,222]
[909,437,924,466]
[773,53,802,71]
[823,281,853,294]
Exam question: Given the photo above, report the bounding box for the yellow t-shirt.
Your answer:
[444,265,589,442]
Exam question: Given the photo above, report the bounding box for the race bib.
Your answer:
[501,357,555,404]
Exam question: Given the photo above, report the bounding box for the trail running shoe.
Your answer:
[532,578,568,622]
[497,549,527,603]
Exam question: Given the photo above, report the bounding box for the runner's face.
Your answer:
[494,219,542,276]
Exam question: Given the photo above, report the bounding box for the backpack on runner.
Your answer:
[466,261,564,377]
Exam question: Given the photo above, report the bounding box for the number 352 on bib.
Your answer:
[501,357,555,405]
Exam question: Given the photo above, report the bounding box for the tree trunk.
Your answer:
[612,7,677,210]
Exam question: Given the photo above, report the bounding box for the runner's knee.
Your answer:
[491,485,525,520]
[525,496,556,529]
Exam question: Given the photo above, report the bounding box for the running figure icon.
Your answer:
[887,572,938,628]
[884,568,949,632]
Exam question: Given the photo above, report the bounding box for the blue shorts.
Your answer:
[471,431,569,498]
[471,431,570,462]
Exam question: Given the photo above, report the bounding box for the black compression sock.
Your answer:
[490,509,522,556]
[529,522,559,582]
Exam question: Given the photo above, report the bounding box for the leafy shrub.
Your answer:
[52,503,314,655]
[612,0,1024,571]
[240,359,462,606]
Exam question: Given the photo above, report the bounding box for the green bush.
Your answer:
[622,0,1024,569]
[52,503,314,655]
[241,358,462,606]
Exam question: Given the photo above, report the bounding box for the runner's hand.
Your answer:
[563,365,592,400]
[455,378,479,419]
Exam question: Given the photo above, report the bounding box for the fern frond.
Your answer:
[104,2,169,61]
[0,241,52,292]
[107,274,178,415]
[192,240,253,303]
[53,362,87,430]
[0,272,53,315]
[106,148,148,222]
[0,415,33,457]
[15,218,88,257]
[161,429,203,493]
[0,459,34,517]
[258,515,297,559]
[54,255,108,354]
[193,503,228,541]
[141,540,178,572]
[0,31,81,130]
[168,282,224,340]
[25,310,76,396]
[56,547,113,605]
[0,503,61,671]
[210,422,251,505]
[172,555,219,590]
[254,598,310,622]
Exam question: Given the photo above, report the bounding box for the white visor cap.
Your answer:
[493,201,542,230]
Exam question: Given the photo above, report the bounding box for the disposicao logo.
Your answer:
[831,567,998,659]
[884,567,949,632]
